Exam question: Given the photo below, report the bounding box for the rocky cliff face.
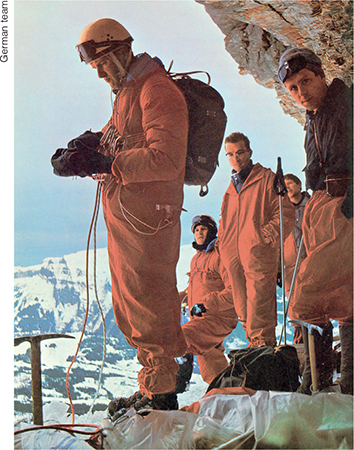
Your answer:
[196,0,353,123]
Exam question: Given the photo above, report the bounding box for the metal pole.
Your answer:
[278,236,304,345]
[273,157,288,346]
[279,195,286,344]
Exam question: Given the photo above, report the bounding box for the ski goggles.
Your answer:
[191,215,216,232]
[76,39,130,64]
[278,54,323,84]
[278,55,310,84]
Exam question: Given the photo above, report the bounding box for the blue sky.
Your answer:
[13,0,306,267]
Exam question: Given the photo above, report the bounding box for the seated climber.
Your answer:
[177,214,238,390]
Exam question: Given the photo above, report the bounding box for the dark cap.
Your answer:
[278,47,324,84]
[191,214,217,234]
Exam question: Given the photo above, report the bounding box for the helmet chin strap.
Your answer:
[109,50,133,88]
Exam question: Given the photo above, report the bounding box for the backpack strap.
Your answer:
[167,60,211,85]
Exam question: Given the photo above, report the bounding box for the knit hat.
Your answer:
[278,48,324,84]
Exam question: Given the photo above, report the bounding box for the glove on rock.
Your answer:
[190,303,207,317]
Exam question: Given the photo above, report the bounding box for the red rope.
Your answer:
[14,423,100,436]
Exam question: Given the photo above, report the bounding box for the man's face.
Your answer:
[194,225,209,246]
[90,54,122,90]
[285,179,301,201]
[284,68,328,111]
[225,141,252,173]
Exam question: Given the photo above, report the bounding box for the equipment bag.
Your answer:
[168,66,227,197]
[206,345,300,393]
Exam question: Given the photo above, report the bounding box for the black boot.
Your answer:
[175,353,194,394]
[297,322,333,394]
[131,392,179,412]
[316,322,334,390]
[297,325,312,395]
[108,390,144,419]
[151,392,179,410]
[339,325,353,395]
[108,390,179,420]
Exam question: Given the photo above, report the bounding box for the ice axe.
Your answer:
[15,333,75,425]
[289,319,324,392]
[273,157,287,343]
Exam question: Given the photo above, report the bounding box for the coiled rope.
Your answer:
[66,180,106,424]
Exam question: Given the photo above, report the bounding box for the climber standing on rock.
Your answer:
[51,18,189,415]
[278,47,353,394]
[217,132,295,348]
[283,173,310,344]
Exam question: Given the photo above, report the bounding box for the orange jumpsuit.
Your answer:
[97,54,189,396]
[284,193,309,297]
[218,163,296,346]
[289,79,353,327]
[181,240,238,384]
[289,191,353,326]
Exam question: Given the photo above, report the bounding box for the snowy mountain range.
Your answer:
[14,245,289,420]
[14,245,243,419]
[14,246,196,337]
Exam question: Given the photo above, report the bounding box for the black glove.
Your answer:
[67,130,103,150]
[190,303,207,317]
[51,147,114,177]
[341,184,353,219]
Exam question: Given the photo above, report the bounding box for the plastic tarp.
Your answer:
[101,388,353,449]
[15,402,96,450]
[15,389,353,449]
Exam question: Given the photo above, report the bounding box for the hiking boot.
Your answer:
[108,391,145,420]
[151,392,179,410]
[108,391,179,420]
[297,326,312,395]
[297,322,333,395]
[317,322,334,390]
[175,353,194,394]
[338,324,353,395]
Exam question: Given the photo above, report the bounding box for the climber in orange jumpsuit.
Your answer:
[51,18,188,413]
[278,47,353,394]
[217,132,295,347]
[180,215,238,385]
[283,174,310,344]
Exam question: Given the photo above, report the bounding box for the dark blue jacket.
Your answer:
[304,78,353,192]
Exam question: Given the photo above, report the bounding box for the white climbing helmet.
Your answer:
[76,18,133,64]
